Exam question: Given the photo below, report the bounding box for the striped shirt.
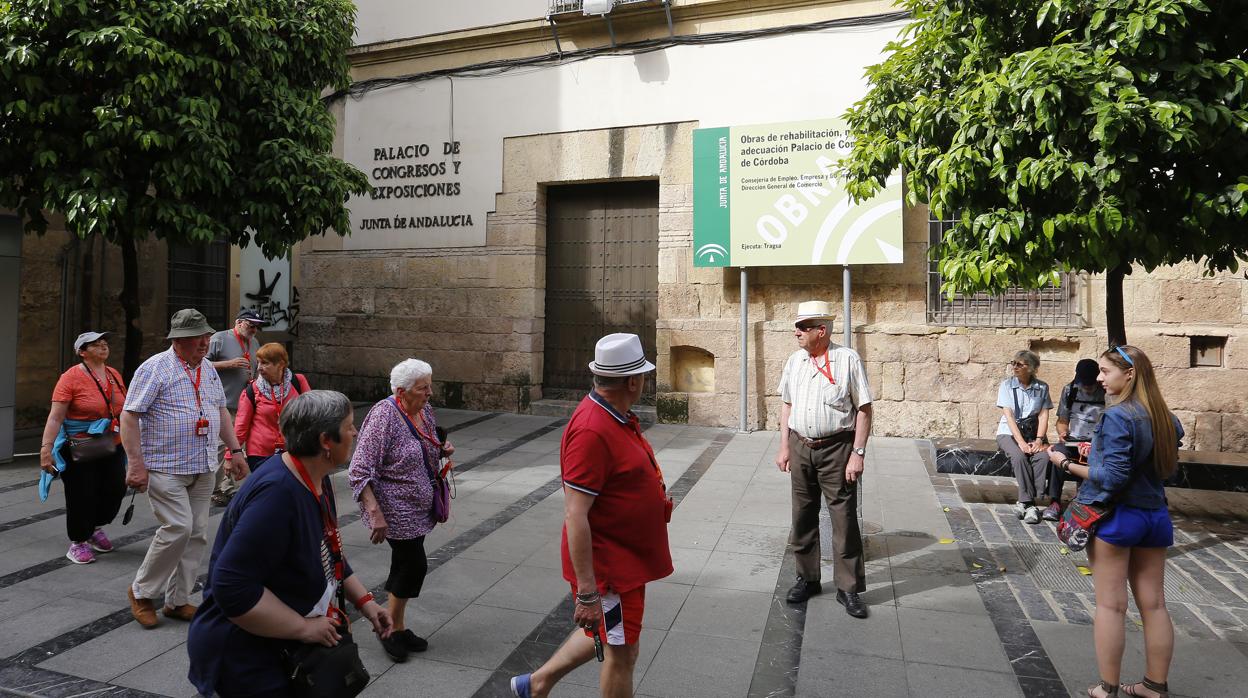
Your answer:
[779,345,873,438]
[123,347,226,474]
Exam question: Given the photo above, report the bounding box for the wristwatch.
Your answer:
[853,447,866,457]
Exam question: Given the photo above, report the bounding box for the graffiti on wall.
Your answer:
[239,246,295,333]
[243,269,299,335]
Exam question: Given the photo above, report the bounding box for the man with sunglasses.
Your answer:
[206,309,266,505]
[775,301,873,618]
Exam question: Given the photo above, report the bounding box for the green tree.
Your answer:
[840,0,1248,345]
[1,0,369,376]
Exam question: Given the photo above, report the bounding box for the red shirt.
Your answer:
[560,392,673,593]
[52,364,127,445]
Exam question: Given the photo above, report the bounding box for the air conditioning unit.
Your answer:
[583,0,613,15]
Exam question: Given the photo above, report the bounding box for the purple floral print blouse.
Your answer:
[348,397,441,540]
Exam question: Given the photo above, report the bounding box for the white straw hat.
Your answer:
[587,333,656,377]
[794,300,835,328]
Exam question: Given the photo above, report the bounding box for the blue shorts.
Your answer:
[1096,505,1173,548]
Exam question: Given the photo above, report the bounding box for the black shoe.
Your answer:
[836,590,868,618]
[785,576,822,604]
[381,633,409,662]
[400,628,428,653]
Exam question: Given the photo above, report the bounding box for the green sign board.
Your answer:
[693,118,903,268]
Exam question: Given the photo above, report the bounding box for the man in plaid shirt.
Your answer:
[121,309,250,628]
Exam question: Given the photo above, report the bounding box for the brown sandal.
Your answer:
[1121,678,1169,698]
[1088,680,1118,697]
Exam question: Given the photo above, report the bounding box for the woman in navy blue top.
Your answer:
[188,390,392,697]
[1047,346,1181,698]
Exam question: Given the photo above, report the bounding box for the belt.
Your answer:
[792,431,853,450]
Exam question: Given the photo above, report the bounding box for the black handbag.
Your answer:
[1012,386,1040,442]
[68,364,120,465]
[281,620,368,698]
[281,468,369,698]
[67,432,118,464]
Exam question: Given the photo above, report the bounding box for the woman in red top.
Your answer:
[38,331,128,565]
[235,343,311,472]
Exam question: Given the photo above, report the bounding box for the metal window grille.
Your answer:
[549,0,654,14]
[927,215,1081,328]
[168,238,230,330]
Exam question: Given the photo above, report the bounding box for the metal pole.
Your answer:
[843,264,852,349]
[739,267,749,433]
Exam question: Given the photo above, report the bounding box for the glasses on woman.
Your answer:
[1008,361,1027,368]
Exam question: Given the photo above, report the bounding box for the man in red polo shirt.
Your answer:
[511,333,672,698]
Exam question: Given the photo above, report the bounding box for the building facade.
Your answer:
[302,0,1248,453]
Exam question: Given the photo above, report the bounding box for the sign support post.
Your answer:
[739,267,749,433]
[843,264,852,349]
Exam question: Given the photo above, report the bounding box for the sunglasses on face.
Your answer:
[1009,361,1027,368]
[796,324,824,333]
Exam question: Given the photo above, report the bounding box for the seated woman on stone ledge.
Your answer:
[995,349,1053,524]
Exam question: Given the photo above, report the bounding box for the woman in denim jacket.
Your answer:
[1047,346,1182,698]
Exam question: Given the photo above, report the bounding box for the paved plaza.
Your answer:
[0,409,1245,697]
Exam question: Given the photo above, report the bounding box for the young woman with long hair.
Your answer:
[1047,345,1182,698]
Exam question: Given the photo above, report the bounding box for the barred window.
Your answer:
[168,238,230,330]
[927,215,1081,328]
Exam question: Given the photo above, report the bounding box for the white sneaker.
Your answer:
[1012,502,1030,519]
[1023,506,1041,524]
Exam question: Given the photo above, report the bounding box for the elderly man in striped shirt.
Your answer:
[775,300,874,618]
[121,309,250,628]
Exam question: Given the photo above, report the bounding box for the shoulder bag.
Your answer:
[68,365,121,465]
[281,462,369,698]
[391,399,452,524]
[1012,386,1040,443]
[1055,454,1144,552]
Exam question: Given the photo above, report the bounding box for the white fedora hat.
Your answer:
[794,300,835,328]
[588,333,656,377]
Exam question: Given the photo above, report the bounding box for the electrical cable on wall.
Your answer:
[328,11,910,102]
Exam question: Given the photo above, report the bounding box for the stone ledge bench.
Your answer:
[933,437,1248,493]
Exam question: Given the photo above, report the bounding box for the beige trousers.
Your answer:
[132,470,214,606]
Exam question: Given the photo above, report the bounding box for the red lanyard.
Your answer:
[82,364,117,417]
[289,455,345,584]
[813,350,837,385]
[183,362,203,413]
[394,397,438,446]
[232,329,251,364]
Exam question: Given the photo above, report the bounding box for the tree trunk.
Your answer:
[1105,263,1129,347]
[119,236,143,381]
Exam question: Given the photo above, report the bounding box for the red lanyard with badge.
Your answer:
[183,362,211,437]
[813,350,837,386]
[81,363,121,433]
[289,454,348,624]
[233,329,252,378]
[264,381,294,450]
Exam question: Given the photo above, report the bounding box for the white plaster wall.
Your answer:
[354,0,547,46]
[341,21,906,250]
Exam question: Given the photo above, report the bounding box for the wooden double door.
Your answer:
[543,181,658,402]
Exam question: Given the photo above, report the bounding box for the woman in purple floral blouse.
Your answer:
[348,358,454,663]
